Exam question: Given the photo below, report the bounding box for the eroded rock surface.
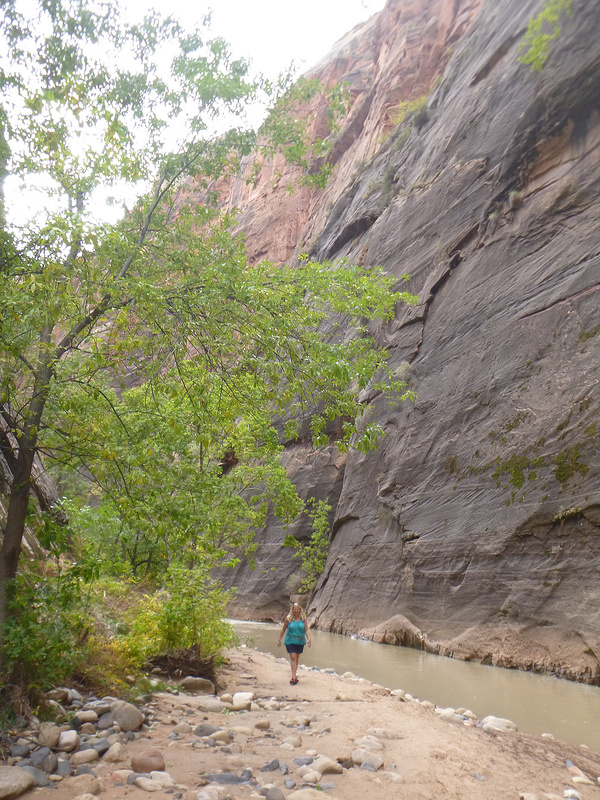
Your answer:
[219,0,600,682]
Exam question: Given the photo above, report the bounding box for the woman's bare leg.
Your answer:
[290,652,300,681]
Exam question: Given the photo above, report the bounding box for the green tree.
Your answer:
[0,0,416,662]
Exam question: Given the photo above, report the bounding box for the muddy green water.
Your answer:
[230,620,599,752]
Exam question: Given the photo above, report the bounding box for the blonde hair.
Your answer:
[286,602,307,623]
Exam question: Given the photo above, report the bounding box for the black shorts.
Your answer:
[285,643,304,654]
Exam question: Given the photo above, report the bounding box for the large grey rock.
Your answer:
[17,767,49,788]
[0,766,35,799]
[111,700,144,732]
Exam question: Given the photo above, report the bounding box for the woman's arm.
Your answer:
[304,620,311,647]
[277,620,288,647]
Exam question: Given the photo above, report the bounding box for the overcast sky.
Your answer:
[7,0,387,225]
[124,0,386,80]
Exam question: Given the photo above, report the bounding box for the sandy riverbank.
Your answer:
[22,646,600,800]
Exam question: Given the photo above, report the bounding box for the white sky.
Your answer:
[7,0,387,226]
[124,0,386,81]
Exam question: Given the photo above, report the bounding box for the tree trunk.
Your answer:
[0,349,52,657]
[0,439,37,646]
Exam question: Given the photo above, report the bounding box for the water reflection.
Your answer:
[230,619,600,751]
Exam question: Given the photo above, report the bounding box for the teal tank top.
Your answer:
[284,619,306,646]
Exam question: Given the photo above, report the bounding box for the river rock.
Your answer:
[311,756,343,775]
[172,721,193,734]
[437,708,466,725]
[111,700,144,732]
[180,676,215,694]
[299,769,321,784]
[197,697,226,713]
[103,742,127,763]
[37,722,61,748]
[90,738,111,755]
[148,771,176,788]
[354,735,383,750]
[572,775,596,786]
[84,700,113,716]
[265,788,286,800]
[194,723,222,738]
[29,747,52,768]
[96,712,114,730]
[260,759,280,772]
[8,746,30,759]
[72,710,99,728]
[70,750,99,768]
[481,715,518,733]
[19,766,50,788]
[292,716,311,727]
[0,766,35,798]
[209,730,230,745]
[232,692,254,711]
[352,748,383,770]
[58,730,80,752]
[79,723,97,735]
[282,735,302,748]
[134,776,163,792]
[56,760,72,777]
[46,688,69,703]
[65,773,101,795]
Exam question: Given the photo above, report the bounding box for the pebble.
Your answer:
[311,756,343,775]
[70,749,99,767]
[293,756,313,766]
[260,759,280,772]
[265,788,286,800]
[351,748,384,770]
[204,772,247,784]
[300,769,321,783]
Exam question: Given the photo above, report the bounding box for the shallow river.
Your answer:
[230,620,599,752]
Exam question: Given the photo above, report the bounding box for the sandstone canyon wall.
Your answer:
[219,0,600,683]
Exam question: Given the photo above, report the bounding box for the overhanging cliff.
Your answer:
[218,0,600,683]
